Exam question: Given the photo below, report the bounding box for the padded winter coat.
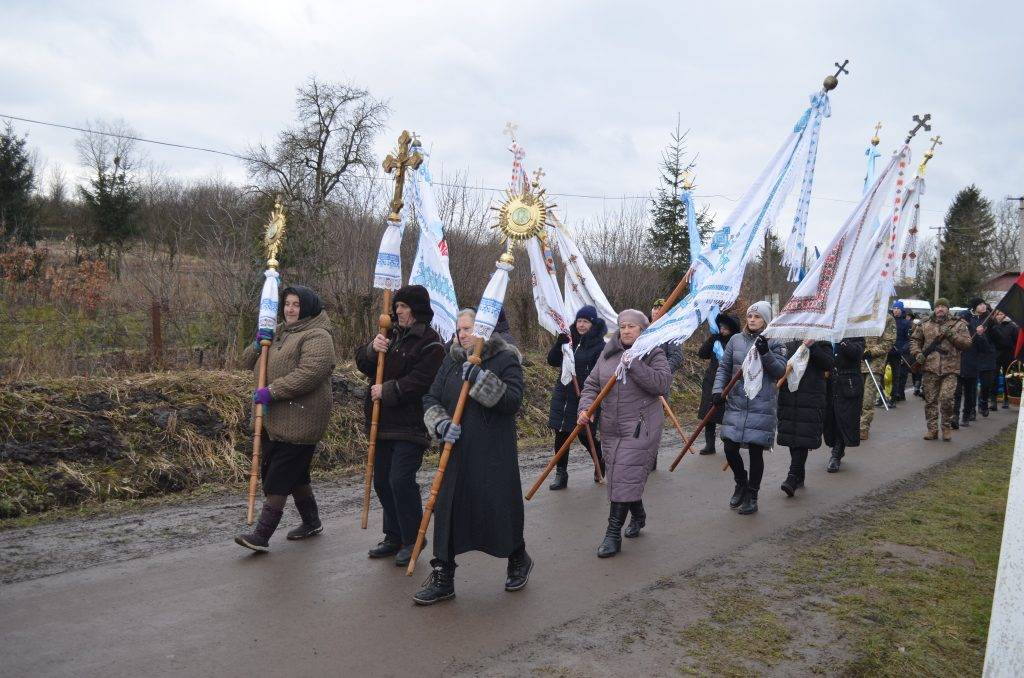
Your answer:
[776,341,833,450]
[713,330,787,448]
[579,334,672,503]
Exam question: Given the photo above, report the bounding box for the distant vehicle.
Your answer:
[899,299,932,315]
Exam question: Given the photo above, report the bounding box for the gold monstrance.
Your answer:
[264,200,286,269]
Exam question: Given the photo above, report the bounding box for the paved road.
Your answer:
[1,399,1014,677]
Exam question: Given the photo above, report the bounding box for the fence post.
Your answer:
[150,300,163,369]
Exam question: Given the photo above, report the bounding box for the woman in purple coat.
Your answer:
[578,310,672,558]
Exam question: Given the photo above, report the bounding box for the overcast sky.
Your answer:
[3,0,1022,251]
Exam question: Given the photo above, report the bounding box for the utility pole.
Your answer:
[932,224,944,305]
[1008,196,1024,272]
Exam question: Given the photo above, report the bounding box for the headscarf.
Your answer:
[280,284,323,320]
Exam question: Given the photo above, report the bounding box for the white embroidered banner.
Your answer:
[257,268,280,338]
[899,175,925,281]
[552,217,619,332]
[763,147,907,342]
[373,223,403,291]
[473,261,513,341]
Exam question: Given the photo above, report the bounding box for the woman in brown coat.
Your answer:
[578,310,672,558]
[235,285,336,552]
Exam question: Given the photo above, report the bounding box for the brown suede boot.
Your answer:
[923,431,938,440]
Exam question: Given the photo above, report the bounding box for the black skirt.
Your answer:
[260,436,316,495]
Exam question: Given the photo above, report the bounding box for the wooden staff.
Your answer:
[246,341,271,525]
[669,369,742,472]
[526,271,693,499]
[573,375,604,483]
[361,289,393,529]
[406,338,484,576]
[661,396,686,441]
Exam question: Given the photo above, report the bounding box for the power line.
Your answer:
[2,111,945,212]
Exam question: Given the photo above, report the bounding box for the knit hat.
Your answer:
[280,284,323,320]
[575,305,599,323]
[746,300,774,326]
[892,300,905,311]
[617,309,650,330]
[393,284,433,324]
[935,298,950,309]
[652,298,667,309]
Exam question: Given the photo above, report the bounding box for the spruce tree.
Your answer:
[78,154,141,269]
[0,123,37,245]
[648,115,713,285]
[934,185,995,305]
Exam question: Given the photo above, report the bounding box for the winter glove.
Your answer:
[558,333,571,345]
[754,335,769,355]
[256,328,274,344]
[253,387,272,405]
[712,392,727,407]
[436,419,462,444]
[462,362,483,383]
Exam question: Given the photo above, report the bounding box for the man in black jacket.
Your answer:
[990,309,1019,409]
[356,285,446,566]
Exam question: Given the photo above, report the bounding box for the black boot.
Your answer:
[286,495,323,540]
[738,487,759,515]
[505,549,534,591]
[781,474,799,497]
[394,539,425,568]
[413,560,456,606]
[624,501,646,538]
[597,502,629,558]
[729,468,748,509]
[368,536,401,558]
[235,504,284,552]
[699,426,716,455]
[549,468,568,491]
[961,415,971,427]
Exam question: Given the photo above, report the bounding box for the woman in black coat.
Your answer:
[824,337,865,473]
[819,337,860,473]
[415,309,531,605]
[547,305,608,490]
[776,339,833,495]
[696,313,741,455]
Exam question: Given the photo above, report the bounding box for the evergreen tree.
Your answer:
[0,123,38,245]
[931,185,995,305]
[648,115,713,285]
[78,138,141,271]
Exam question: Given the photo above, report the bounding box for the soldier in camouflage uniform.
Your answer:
[859,312,896,439]
[910,298,973,441]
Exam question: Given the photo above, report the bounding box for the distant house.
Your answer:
[983,271,1021,305]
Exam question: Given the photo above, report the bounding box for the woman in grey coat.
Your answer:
[579,310,672,558]
[712,301,787,515]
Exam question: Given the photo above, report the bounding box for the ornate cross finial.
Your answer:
[531,167,546,188]
[871,121,883,146]
[905,113,932,144]
[383,130,423,223]
[503,121,518,142]
[918,134,942,176]
[823,58,850,91]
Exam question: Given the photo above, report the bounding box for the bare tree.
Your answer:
[246,77,389,213]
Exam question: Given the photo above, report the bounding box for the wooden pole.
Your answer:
[362,289,393,530]
[668,369,742,472]
[661,396,686,442]
[406,337,484,576]
[246,342,271,525]
[572,375,604,483]
[526,374,617,500]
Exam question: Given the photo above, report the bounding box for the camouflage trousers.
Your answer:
[922,372,958,433]
[860,366,885,433]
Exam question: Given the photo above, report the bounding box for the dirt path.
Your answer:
[0,399,1015,678]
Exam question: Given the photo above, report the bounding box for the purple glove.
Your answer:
[253,387,272,405]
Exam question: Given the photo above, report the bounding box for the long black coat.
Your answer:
[959,312,996,375]
[824,338,865,448]
[422,336,525,561]
[990,318,1020,368]
[777,341,834,450]
[546,319,607,431]
[697,314,742,422]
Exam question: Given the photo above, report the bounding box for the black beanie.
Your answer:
[393,284,434,324]
[280,284,323,320]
